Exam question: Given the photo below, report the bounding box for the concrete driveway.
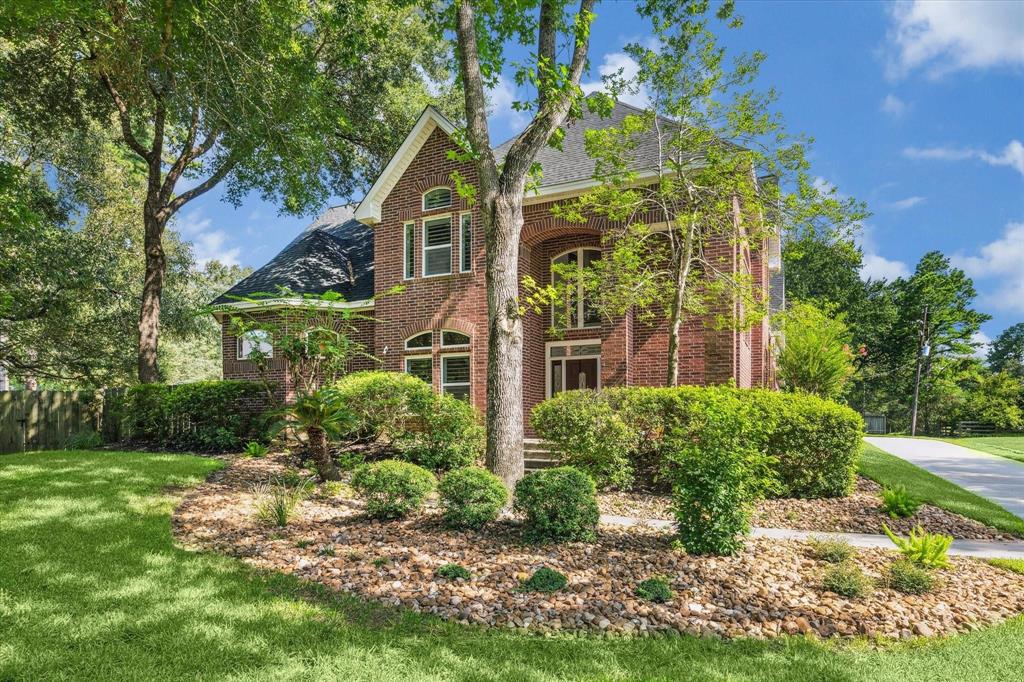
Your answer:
[865,436,1024,520]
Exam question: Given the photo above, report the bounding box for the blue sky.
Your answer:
[182,0,1023,344]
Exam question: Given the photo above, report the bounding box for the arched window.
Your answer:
[422,187,452,211]
[551,248,602,329]
[405,331,432,350]
[441,330,470,347]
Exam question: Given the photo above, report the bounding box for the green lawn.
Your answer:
[2,451,1024,681]
[936,435,1024,464]
[858,443,1024,536]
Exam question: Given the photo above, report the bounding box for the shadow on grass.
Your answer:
[1,451,1021,681]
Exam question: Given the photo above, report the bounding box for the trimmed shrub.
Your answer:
[663,389,775,556]
[883,524,952,569]
[520,567,568,593]
[885,558,936,595]
[635,577,673,603]
[531,390,637,489]
[351,459,436,519]
[124,380,266,452]
[438,467,508,529]
[807,537,855,564]
[822,563,872,599]
[334,371,483,471]
[881,484,922,518]
[605,386,862,498]
[436,563,471,580]
[514,467,599,543]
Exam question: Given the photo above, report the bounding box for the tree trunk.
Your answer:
[137,208,167,383]
[484,192,526,497]
[307,425,339,481]
[666,228,695,387]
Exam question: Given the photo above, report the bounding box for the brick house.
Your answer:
[214,101,783,423]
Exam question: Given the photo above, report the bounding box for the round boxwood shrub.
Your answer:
[635,577,673,603]
[438,467,508,529]
[513,466,599,543]
[520,567,568,593]
[884,558,936,595]
[531,390,637,489]
[333,371,483,471]
[350,459,435,519]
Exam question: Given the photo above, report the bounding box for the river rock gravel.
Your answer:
[173,456,1024,640]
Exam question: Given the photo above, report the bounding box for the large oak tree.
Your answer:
[1,0,454,382]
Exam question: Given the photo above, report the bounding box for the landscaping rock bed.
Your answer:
[174,456,1024,640]
[598,477,1017,540]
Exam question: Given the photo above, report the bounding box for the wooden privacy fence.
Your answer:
[0,390,107,454]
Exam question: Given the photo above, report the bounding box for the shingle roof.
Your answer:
[212,204,374,305]
[492,99,700,188]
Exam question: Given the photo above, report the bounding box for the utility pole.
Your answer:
[910,304,929,436]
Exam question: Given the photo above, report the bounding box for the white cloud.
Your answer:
[173,209,241,267]
[857,223,910,282]
[884,196,926,210]
[581,52,649,108]
[903,140,1024,176]
[486,74,529,131]
[880,93,908,117]
[886,0,1024,78]
[952,221,1024,314]
[971,331,992,359]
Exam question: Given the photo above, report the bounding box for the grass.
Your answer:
[935,435,1024,464]
[858,443,1024,536]
[987,558,1024,575]
[0,451,1022,681]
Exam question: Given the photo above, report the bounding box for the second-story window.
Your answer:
[403,222,415,279]
[423,187,452,211]
[552,247,602,329]
[423,217,452,276]
[459,213,472,272]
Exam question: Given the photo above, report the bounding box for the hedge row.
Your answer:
[533,386,864,498]
[123,380,267,451]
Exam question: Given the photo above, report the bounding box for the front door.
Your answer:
[547,342,601,397]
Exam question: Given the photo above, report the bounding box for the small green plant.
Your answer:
[318,481,346,499]
[821,563,871,599]
[64,430,103,450]
[635,577,673,603]
[243,441,269,458]
[346,550,363,561]
[881,484,922,518]
[513,467,599,543]
[372,557,388,568]
[253,477,311,527]
[295,539,311,549]
[318,544,336,557]
[807,537,855,564]
[520,567,568,593]
[335,450,365,471]
[436,563,471,580]
[885,558,936,594]
[438,467,508,529]
[280,469,305,488]
[351,460,436,519]
[883,524,953,569]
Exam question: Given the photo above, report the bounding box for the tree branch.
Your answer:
[99,72,152,162]
[453,0,497,178]
[166,157,237,215]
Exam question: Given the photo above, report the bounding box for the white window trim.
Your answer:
[441,353,471,398]
[422,214,453,277]
[550,247,602,330]
[422,186,453,212]
[440,329,470,348]
[544,339,601,399]
[403,221,415,280]
[459,211,472,273]
[404,354,433,385]
[404,331,433,351]
[236,329,273,361]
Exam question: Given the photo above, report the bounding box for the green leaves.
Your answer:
[882,524,953,569]
[776,302,855,399]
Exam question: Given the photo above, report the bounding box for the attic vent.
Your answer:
[423,187,452,211]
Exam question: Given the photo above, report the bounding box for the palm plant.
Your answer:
[273,389,353,481]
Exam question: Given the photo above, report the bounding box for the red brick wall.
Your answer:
[221,122,777,415]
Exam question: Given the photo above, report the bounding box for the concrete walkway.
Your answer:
[600,514,1024,560]
[865,436,1024,520]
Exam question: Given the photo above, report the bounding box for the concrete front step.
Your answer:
[523,439,560,472]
